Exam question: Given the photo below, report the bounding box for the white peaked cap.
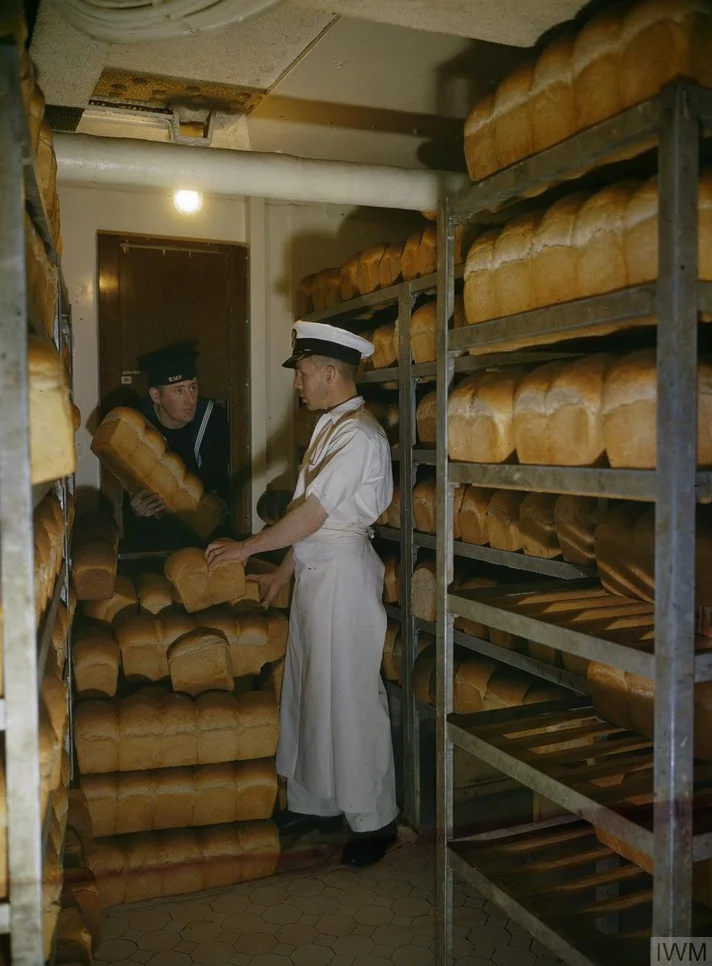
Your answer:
[282,320,375,368]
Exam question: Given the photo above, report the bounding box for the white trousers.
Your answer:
[287,772,398,834]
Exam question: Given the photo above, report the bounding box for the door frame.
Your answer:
[97,231,251,533]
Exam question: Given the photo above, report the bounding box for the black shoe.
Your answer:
[274,809,344,840]
[340,824,398,868]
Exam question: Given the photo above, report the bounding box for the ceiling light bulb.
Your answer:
[173,189,203,214]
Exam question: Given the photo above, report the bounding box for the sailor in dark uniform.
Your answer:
[121,345,230,551]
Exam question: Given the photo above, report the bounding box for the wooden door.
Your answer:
[97,232,250,532]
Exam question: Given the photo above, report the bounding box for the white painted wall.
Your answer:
[58,182,420,527]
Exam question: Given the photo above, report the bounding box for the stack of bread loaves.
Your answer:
[448,351,712,468]
[464,173,712,336]
[91,408,223,540]
[70,555,288,905]
[295,224,465,317]
[464,0,712,186]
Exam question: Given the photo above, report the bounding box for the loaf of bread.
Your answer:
[401,230,424,281]
[412,560,437,622]
[82,760,278,837]
[61,868,103,954]
[513,355,612,466]
[493,212,542,318]
[371,323,397,369]
[199,607,288,676]
[619,0,712,111]
[51,600,71,675]
[72,624,120,697]
[135,572,174,614]
[531,193,591,308]
[575,182,639,298]
[554,495,598,566]
[29,336,75,485]
[485,491,525,552]
[82,574,138,626]
[89,820,279,907]
[25,213,58,338]
[357,244,388,295]
[493,61,535,172]
[448,370,525,463]
[340,253,360,301]
[34,490,65,619]
[463,230,498,325]
[518,493,562,558]
[416,391,437,445]
[595,503,712,605]
[416,226,437,277]
[381,622,401,682]
[455,655,567,713]
[385,485,401,529]
[382,557,401,605]
[588,653,712,759]
[295,273,315,316]
[464,95,496,183]
[572,5,624,130]
[530,34,576,153]
[168,629,234,695]
[410,302,437,364]
[413,480,465,536]
[72,512,119,601]
[379,242,404,289]
[75,691,279,774]
[457,486,494,545]
[165,547,246,612]
[91,408,221,539]
[310,268,341,310]
[602,349,712,468]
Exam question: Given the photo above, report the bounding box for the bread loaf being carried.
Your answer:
[91,408,221,539]
[165,547,245,612]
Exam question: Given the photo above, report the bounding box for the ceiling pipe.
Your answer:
[54,133,468,212]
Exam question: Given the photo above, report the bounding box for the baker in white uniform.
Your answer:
[206,320,398,868]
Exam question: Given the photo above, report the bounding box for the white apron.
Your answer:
[275,399,396,819]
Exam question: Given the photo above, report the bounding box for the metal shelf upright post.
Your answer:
[433,82,712,964]
[0,39,47,965]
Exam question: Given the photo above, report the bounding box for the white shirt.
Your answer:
[291,396,393,530]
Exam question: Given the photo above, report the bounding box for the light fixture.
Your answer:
[173,189,203,214]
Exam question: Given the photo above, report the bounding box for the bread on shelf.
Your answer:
[571,5,624,131]
[135,572,174,614]
[371,323,397,369]
[340,253,360,301]
[518,493,562,559]
[412,560,436,622]
[72,624,120,698]
[493,212,542,318]
[464,230,498,325]
[29,336,75,485]
[379,242,404,289]
[530,33,576,154]
[71,512,119,601]
[531,193,591,308]
[410,302,437,364]
[88,820,279,907]
[382,557,401,605]
[192,606,288,677]
[164,547,246,612]
[416,391,437,445]
[82,575,138,627]
[485,490,525,552]
[453,576,497,639]
[74,691,279,774]
[168,629,234,695]
[448,370,525,463]
[602,349,712,469]
[553,495,598,566]
[457,486,494,545]
[81,759,278,837]
[356,244,388,295]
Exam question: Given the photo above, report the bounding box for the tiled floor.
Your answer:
[94,829,562,966]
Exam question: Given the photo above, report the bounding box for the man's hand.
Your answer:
[131,489,167,518]
[205,537,252,568]
[254,572,288,609]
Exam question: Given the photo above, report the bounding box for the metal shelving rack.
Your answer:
[0,34,74,966]
[434,83,712,965]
